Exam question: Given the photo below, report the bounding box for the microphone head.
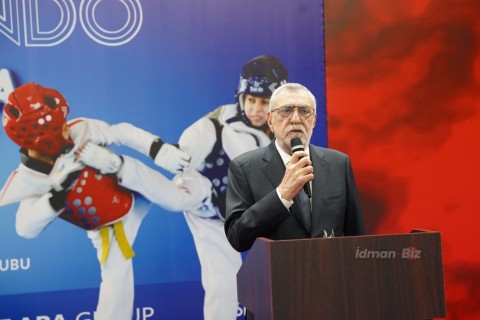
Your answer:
[290,137,304,153]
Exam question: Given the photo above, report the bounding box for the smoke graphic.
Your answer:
[324,0,480,317]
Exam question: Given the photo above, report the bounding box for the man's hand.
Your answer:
[154,143,191,174]
[77,142,123,174]
[278,151,313,201]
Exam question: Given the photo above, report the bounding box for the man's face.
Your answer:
[267,88,316,154]
[244,94,270,127]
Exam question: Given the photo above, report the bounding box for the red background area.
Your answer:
[324,0,480,318]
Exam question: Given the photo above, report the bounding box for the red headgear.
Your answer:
[2,82,74,156]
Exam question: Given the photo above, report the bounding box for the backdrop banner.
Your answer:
[0,1,326,319]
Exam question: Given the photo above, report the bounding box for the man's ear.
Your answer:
[267,112,274,133]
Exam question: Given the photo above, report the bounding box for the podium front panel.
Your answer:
[237,232,446,320]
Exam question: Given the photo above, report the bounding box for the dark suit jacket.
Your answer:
[224,141,365,252]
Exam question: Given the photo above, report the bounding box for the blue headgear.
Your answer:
[236,55,288,127]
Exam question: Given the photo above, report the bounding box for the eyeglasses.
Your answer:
[271,105,315,119]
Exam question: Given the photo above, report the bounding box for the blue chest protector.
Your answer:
[199,115,231,220]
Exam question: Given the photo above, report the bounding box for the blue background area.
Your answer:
[0,0,326,317]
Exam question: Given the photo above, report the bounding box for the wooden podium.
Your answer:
[237,231,446,320]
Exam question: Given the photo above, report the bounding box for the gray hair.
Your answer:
[268,83,317,112]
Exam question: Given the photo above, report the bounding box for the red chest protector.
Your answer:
[59,167,133,230]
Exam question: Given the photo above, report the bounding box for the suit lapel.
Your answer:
[310,145,328,235]
[261,142,285,189]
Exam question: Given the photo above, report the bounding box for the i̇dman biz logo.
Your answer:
[355,246,422,260]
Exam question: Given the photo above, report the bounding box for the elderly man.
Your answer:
[224,82,365,253]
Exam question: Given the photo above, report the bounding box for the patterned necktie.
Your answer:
[297,187,312,232]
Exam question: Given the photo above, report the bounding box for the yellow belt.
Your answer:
[98,220,135,264]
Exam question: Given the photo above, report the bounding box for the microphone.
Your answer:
[290,137,312,198]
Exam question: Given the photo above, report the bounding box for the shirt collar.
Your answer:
[274,139,310,166]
